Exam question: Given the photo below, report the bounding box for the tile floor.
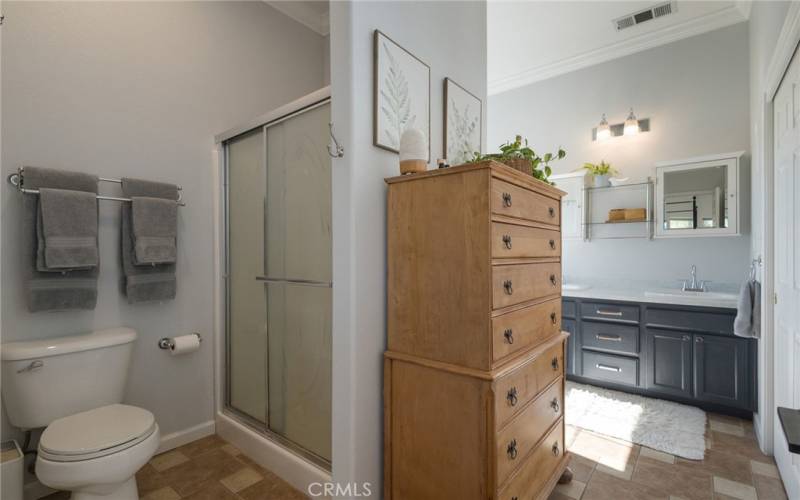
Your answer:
[42,434,306,499]
[549,412,789,500]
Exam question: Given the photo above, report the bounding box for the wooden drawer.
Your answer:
[491,223,561,259]
[493,299,561,362]
[493,262,561,309]
[495,379,563,486]
[580,301,640,323]
[581,320,640,355]
[497,419,565,500]
[492,178,560,226]
[494,341,563,428]
[582,351,638,386]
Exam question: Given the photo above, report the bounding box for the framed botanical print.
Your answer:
[444,78,482,166]
[373,30,430,159]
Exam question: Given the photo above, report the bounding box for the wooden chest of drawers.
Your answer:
[384,161,569,499]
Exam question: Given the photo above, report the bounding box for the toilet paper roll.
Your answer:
[170,334,200,356]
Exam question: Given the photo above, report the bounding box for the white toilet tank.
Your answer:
[1,327,137,430]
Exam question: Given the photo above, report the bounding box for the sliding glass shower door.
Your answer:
[225,101,332,465]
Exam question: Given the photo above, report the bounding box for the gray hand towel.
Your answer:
[734,279,760,338]
[121,178,179,303]
[131,196,177,265]
[37,187,99,270]
[21,166,99,312]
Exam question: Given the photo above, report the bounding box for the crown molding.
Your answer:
[765,1,800,100]
[488,4,747,95]
[265,1,329,36]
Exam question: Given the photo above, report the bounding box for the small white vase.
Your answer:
[593,174,611,188]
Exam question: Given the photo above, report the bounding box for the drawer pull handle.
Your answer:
[548,206,556,218]
[503,280,513,295]
[596,309,623,317]
[552,441,561,457]
[683,335,691,341]
[549,274,558,287]
[502,192,512,207]
[502,234,512,249]
[507,439,518,459]
[507,387,518,406]
[596,334,622,342]
[550,397,560,413]
[596,363,621,373]
[550,312,558,325]
[551,357,559,371]
[503,329,514,344]
[549,239,556,250]
[696,337,704,343]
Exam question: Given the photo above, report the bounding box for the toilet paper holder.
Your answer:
[158,333,202,350]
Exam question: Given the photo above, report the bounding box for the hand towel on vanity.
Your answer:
[21,166,99,312]
[131,196,177,265]
[121,178,179,303]
[733,279,761,338]
[37,188,99,270]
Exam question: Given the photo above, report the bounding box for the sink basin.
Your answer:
[644,290,737,301]
[562,283,591,291]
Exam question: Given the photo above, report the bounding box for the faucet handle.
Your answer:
[699,280,711,291]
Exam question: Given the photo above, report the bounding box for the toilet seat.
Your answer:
[38,404,156,462]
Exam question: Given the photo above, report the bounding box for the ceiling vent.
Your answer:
[614,2,677,31]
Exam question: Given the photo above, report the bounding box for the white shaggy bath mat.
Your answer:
[565,381,707,460]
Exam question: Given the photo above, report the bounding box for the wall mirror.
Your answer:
[655,152,742,238]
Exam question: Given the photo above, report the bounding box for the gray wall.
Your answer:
[329,1,487,494]
[489,23,751,285]
[1,1,325,446]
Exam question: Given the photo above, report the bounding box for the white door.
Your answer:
[772,45,800,498]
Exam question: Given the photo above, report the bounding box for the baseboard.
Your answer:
[24,480,56,500]
[156,420,216,454]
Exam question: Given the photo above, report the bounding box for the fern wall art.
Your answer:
[374,30,430,159]
[444,78,482,166]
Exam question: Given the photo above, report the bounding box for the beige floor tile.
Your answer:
[582,470,669,500]
[565,424,580,448]
[753,474,789,500]
[568,453,597,483]
[140,486,181,500]
[709,431,770,461]
[676,448,752,484]
[668,496,688,500]
[750,459,780,479]
[149,450,190,472]
[220,467,263,493]
[639,447,676,464]
[569,430,639,473]
[713,476,757,500]
[632,454,713,500]
[553,479,586,499]
[596,460,635,481]
[710,420,746,437]
[180,479,239,500]
[548,492,574,500]
[177,434,226,458]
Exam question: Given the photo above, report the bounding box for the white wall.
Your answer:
[489,23,751,285]
[1,0,325,450]
[329,1,487,494]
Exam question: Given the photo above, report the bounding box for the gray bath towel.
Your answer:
[734,279,761,338]
[132,196,177,265]
[21,166,99,312]
[121,178,178,303]
[37,188,98,270]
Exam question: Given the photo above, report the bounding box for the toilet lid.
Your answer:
[39,404,156,459]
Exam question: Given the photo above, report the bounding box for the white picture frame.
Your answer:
[444,78,482,165]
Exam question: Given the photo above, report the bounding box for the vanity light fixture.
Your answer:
[596,114,611,141]
[624,108,640,136]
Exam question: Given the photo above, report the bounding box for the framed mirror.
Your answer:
[655,152,743,238]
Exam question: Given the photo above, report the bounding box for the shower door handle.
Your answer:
[255,276,333,288]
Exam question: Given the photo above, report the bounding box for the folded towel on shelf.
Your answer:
[21,166,99,312]
[36,187,98,270]
[734,279,761,338]
[121,178,179,303]
[131,196,177,265]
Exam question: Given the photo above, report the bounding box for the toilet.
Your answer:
[1,327,159,500]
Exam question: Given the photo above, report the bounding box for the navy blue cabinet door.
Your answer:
[644,329,693,398]
[694,334,749,409]
[563,318,577,376]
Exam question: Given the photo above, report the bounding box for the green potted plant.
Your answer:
[582,160,617,187]
[470,135,565,183]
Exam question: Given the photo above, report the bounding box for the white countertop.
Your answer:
[561,281,739,309]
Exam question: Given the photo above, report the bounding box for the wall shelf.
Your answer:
[583,180,654,241]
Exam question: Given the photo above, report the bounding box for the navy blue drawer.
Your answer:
[646,307,735,335]
[562,300,577,319]
[580,301,640,324]
[581,321,639,355]
[582,351,638,386]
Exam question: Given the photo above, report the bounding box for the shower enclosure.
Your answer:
[220,90,332,468]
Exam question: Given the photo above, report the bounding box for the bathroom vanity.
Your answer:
[562,295,756,417]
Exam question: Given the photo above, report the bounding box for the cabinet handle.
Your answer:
[596,334,622,342]
[503,280,513,295]
[502,234,512,249]
[550,274,558,287]
[596,363,621,372]
[551,312,558,325]
[549,239,556,250]
[552,441,561,457]
[507,439,518,459]
[596,309,623,317]
[550,397,560,413]
[696,337,704,343]
[502,192,512,207]
[504,329,514,344]
[551,357,559,371]
[507,387,518,406]
[683,335,691,341]
[548,206,556,218]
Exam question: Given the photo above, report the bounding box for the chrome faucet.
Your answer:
[682,265,707,292]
